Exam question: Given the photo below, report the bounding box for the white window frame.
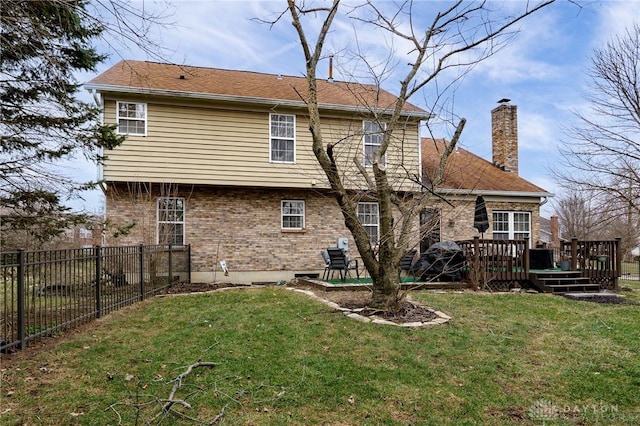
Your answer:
[116,101,147,136]
[270,113,296,163]
[363,120,387,167]
[358,202,380,245]
[79,227,92,239]
[492,211,531,240]
[281,200,305,230]
[157,197,185,245]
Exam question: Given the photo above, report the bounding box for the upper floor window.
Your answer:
[281,200,305,230]
[363,120,386,167]
[270,114,295,163]
[157,197,185,245]
[358,202,379,245]
[117,102,147,136]
[493,211,530,240]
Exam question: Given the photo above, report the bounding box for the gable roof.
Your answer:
[86,60,428,118]
[422,138,551,196]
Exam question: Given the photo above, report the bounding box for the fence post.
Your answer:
[17,249,25,350]
[168,244,173,285]
[139,244,145,301]
[615,237,622,289]
[188,244,192,284]
[95,245,102,319]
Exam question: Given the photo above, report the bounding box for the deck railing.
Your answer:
[456,237,620,290]
[457,237,530,288]
[559,237,621,289]
[1,244,191,353]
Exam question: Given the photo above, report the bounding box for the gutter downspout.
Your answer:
[89,88,107,245]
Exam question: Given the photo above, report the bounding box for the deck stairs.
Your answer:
[529,271,601,293]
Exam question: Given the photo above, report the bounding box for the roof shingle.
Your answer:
[422,138,549,194]
[87,60,427,116]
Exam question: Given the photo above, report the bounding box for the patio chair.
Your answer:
[326,247,360,282]
[321,250,331,280]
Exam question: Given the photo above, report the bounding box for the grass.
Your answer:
[2,281,640,425]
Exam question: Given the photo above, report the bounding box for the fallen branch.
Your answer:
[165,362,217,411]
[145,361,217,424]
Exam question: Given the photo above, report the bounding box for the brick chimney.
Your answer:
[491,101,518,174]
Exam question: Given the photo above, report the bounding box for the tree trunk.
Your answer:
[369,248,400,310]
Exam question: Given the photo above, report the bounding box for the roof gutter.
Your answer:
[83,83,431,120]
[435,188,555,198]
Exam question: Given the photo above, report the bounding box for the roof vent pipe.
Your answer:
[328,55,334,83]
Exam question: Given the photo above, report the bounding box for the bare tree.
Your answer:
[555,23,640,225]
[554,186,639,260]
[554,188,604,240]
[277,0,554,310]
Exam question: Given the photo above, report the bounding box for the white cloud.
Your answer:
[519,112,557,151]
[592,0,640,46]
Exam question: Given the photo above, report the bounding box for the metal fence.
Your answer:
[620,259,640,281]
[1,244,190,353]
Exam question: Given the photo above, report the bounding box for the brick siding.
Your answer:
[105,184,539,277]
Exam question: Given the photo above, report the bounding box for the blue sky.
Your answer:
[71,0,640,217]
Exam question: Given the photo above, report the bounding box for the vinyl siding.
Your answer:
[102,96,421,191]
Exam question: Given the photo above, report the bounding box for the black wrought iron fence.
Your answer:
[1,244,190,353]
[620,260,640,281]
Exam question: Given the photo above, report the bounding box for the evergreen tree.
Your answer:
[0,0,123,246]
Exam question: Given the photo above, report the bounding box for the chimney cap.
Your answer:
[497,98,511,104]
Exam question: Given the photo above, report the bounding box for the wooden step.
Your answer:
[545,283,601,293]
[530,271,583,280]
[537,277,590,285]
[529,272,601,293]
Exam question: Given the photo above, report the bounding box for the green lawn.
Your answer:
[2,281,639,425]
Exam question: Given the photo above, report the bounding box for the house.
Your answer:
[420,102,553,252]
[86,60,553,283]
[85,60,428,283]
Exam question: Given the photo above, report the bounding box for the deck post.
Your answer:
[571,238,578,271]
[524,237,530,276]
[473,236,482,287]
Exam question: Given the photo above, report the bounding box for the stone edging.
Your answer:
[285,287,451,327]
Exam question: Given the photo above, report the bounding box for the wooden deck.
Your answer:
[456,237,621,293]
